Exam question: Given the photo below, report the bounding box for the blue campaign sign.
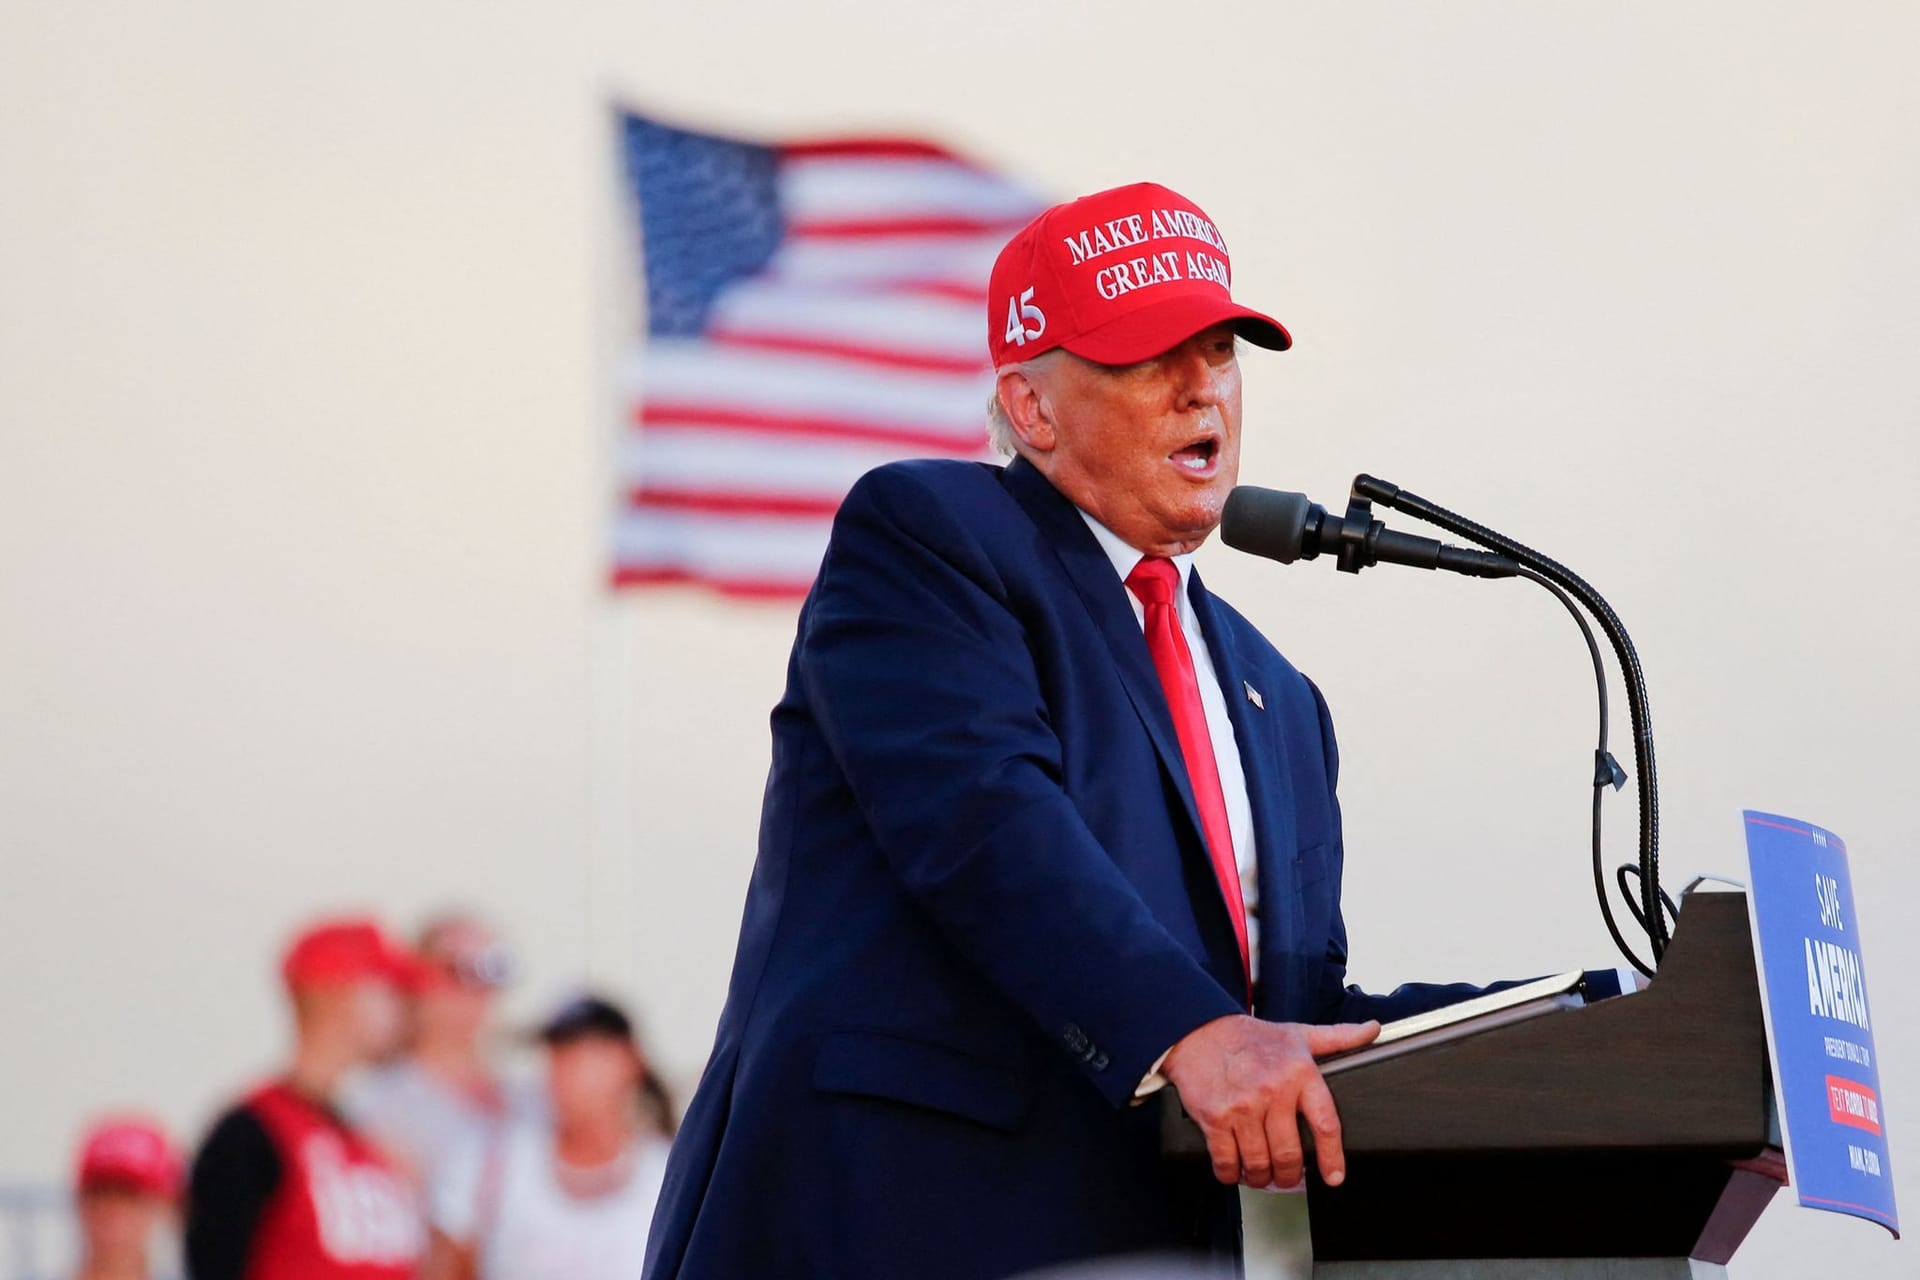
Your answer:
[1743,810,1899,1236]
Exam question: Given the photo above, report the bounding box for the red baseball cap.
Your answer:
[280,917,424,992]
[987,181,1291,369]
[74,1116,181,1199]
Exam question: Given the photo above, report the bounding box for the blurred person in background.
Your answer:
[353,912,516,1190]
[425,994,674,1280]
[70,1116,182,1280]
[184,917,426,1280]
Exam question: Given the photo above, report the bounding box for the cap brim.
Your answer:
[1060,292,1291,365]
[79,1168,175,1198]
[380,948,431,993]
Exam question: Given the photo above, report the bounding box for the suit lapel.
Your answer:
[1187,569,1299,1011]
[999,459,1209,857]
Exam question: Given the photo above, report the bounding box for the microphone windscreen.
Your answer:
[1221,486,1314,563]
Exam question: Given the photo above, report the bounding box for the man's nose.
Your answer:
[1170,347,1224,409]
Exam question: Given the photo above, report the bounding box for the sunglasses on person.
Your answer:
[427,945,514,990]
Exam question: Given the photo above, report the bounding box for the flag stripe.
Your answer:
[614,507,835,578]
[764,235,1004,286]
[634,406,985,454]
[617,427,979,497]
[630,490,845,518]
[707,281,981,354]
[875,280,994,304]
[776,157,1042,224]
[610,566,814,599]
[632,341,988,433]
[780,137,973,162]
[707,330,987,375]
[790,215,1031,239]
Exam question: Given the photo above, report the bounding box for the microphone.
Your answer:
[1221,473,1671,976]
[1220,485,1519,578]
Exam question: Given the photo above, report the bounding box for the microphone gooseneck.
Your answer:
[1352,475,1667,970]
[1220,476,1669,974]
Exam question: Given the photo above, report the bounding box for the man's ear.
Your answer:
[996,365,1056,453]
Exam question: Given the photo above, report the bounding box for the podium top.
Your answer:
[1323,891,1770,1157]
[1305,891,1780,1265]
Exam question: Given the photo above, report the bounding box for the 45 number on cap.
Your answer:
[1005,287,1046,347]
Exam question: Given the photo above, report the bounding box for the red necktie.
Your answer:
[1125,557,1251,996]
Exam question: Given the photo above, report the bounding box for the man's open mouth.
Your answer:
[1169,436,1220,472]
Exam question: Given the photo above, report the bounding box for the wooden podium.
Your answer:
[1303,891,1785,1278]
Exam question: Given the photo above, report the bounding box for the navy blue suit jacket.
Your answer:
[644,457,1561,1279]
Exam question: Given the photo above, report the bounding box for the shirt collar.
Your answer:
[1076,508,1196,591]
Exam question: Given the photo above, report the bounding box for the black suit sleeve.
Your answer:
[185,1105,281,1280]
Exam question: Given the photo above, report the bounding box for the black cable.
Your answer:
[1514,568,1656,977]
[1354,475,1669,962]
[1615,864,1680,937]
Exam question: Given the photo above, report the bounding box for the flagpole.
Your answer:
[586,592,638,1000]
[586,95,642,1003]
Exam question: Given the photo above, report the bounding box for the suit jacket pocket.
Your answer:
[812,1028,1033,1134]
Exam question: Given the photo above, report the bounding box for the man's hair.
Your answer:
[985,390,1017,457]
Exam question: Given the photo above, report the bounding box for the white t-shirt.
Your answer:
[349,1060,511,1190]
[432,1121,670,1280]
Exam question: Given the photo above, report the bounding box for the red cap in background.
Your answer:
[280,917,423,992]
[74,1116,181,1199]
[987,181,1291,369]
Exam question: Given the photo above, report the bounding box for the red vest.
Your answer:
[243,1081,423,1280]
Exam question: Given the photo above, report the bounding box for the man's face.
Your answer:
[350,979,407,1061]
[545,1035,642,1126]
[418,919,505,1045]
[78,1186,168,1266]
[1010,323,1243,555]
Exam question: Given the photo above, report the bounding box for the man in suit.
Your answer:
[643,182,1624,1280]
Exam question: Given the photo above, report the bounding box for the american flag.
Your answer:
[611,110,1047,597]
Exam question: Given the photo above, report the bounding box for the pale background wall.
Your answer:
[2,1,1914,1275]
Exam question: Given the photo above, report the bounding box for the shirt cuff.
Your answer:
[1134,1045,1174,1100]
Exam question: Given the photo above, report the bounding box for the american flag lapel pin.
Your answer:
[1243,681,1264,710]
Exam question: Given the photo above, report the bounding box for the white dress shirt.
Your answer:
[1076,511,1261,969]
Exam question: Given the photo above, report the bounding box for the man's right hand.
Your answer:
[1161,1014,1379,1190]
